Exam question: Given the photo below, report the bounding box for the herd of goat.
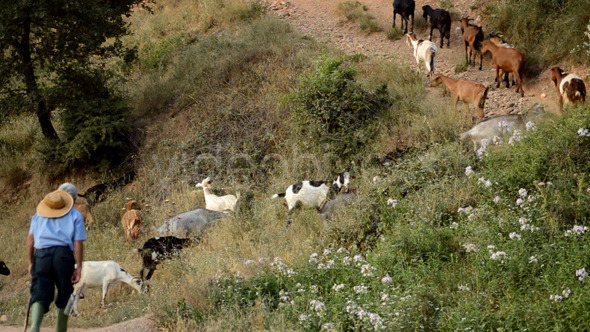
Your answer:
[394,0,585,120]
[2,0,588,316]
[0,172,353,315]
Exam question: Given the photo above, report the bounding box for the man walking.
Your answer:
[27,188,86,332]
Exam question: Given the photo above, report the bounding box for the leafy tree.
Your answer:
[0,0,143,140]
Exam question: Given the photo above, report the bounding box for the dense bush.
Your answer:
[289,57,391,169]
[39,68,132,172]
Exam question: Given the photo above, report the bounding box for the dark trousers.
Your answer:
[30,246,75,312]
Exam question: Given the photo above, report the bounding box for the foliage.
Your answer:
[0,0,141,166]
[289,57,391,169]
[38,68,133,173]
[485,0,590,74]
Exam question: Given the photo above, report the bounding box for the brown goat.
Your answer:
[489,34,515,87]
[74,202,95,227]
[121,199,142,243]
[481,40,525,97]
[550,67,586,110]
[459,17,484,70]
[432,74,489,122]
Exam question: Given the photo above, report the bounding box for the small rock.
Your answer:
[541,93,546,98]
[0,315,11,322]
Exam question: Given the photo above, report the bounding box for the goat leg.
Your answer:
[478,51,483,70]
[495,67,501,88]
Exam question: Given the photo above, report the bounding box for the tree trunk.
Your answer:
[19,15,60,141]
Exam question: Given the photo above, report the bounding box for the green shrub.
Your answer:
[385,26,403,40]
[485,0,590,74]
[289,57,391,169]
[40,67,132,172]
[337,1,382,34]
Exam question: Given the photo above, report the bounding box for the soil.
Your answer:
[0,315,156,332]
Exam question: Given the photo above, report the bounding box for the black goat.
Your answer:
[137,236,192,280]
[422,5,451,48]
[0,261,9,276]
[79,171,136,205]
[393,0,415,34]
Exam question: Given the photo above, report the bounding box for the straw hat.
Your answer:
[37,190,74,218]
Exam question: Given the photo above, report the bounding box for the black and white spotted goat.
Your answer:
[272,172,350,213]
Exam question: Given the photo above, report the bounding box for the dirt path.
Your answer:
[264,0,564,116]
[0,315,156,332]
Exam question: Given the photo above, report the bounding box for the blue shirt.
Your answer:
[29,208,87,251]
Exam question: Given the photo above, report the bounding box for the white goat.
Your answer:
[460,114,524,149]
[195,177,239,213]
[72,261,144,315]
[406,32,437,77]
[272,172,350,213]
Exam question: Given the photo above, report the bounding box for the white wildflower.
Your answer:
[476,145,488,157]
[342,256,352,265]
[323,249,332,256]
[381,275,393,284]
[309,253,318,264]
[529,256,538,263]
[458,284,470,291]
[354,285,368,294]
[387,198,398,208]
[373,175,382,183]
[337,247,347,254]
[509,232,521,240]
[564,225,588,236]
[353,254,365,263]
[490,251,508,262]
[562,288,571,298]
[480,138,490,147]
[333,283,345,291]
[493,135,503,145]
[322,323,335,331]
[576,267,588,281]
[550,294,563,301]
[369,312,385,330]
[310,299,326,315]
[487,245,496,250]
[465,166,474,177]
[516,198,525,205]
[525,121,536,130]
[493,196,501,203]
[310,285,319,294]
[519,188,528,197]
[299,314,310,322]
[578,128,590,137]
[463,243,478,252]
[458,206,473,214]
[361,264,375,277]
[450,222,459,229]
[381,293,389,301]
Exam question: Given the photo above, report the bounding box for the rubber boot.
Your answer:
[29,301,45,332]
[56,308,68,332]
